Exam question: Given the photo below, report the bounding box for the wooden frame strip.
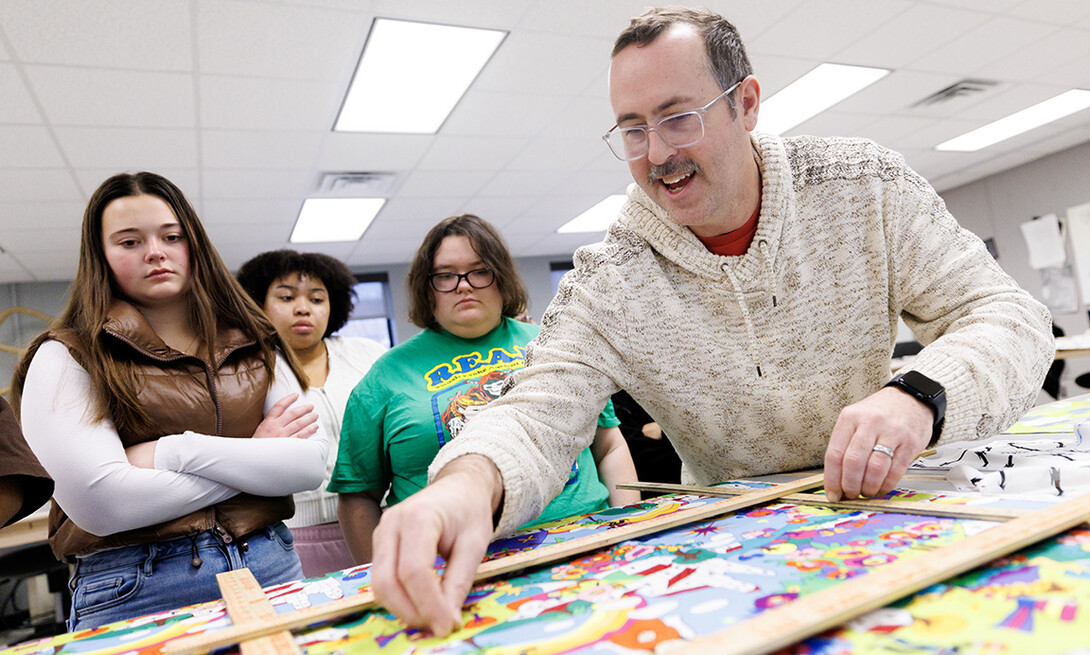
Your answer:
[680,490,1090,655]
[617,481,1028,521]
[216,569,301,655]
[165,473,826,655]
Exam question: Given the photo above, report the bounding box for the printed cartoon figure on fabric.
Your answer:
[12,172,329,631]
[237,250,388,579]
[367,7,1055,637]
[329,214,639,567]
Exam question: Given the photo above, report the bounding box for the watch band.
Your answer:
[884,370,946,447]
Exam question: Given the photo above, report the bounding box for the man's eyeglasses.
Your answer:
[602,79,743,161]
[429,268,496,293]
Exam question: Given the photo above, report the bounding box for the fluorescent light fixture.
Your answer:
[335,18,506,133]
[936,89,1090,152]
[758,63,889,135]
[290,198,385,243]
[557,195,627,233]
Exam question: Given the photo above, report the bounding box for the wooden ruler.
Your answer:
[617,481,1028,521]
[681,490,1090,655]
[216,569,301,655]
[165,473,825,655]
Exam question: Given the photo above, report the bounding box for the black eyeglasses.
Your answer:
[429,268,496,292]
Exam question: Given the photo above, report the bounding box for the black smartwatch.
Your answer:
[884,370,946,447]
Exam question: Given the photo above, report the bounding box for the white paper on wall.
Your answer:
[1019,213,1066,269]
[1067,202,1090,305]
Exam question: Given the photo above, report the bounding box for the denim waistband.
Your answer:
[75,522,286,574]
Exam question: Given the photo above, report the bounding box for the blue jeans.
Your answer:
[68,522,302,631]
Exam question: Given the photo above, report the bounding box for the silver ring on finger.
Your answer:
[872,444,895,458]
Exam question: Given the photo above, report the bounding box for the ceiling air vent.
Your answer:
[315,171,398,197]
[912,79,998,107]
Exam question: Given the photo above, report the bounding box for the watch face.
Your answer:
[900,370,944,398]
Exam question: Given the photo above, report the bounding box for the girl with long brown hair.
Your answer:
[13,172,328,631]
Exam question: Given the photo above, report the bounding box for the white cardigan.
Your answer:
[287,335,386,528]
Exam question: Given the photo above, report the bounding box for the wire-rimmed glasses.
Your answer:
[602,79,743,161]
[429,268,495,292]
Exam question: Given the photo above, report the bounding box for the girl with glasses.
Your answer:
[329,214,639,564]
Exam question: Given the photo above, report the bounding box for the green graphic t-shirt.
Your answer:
[329,317,618,526]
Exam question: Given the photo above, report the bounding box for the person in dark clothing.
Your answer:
[610,391,681,497]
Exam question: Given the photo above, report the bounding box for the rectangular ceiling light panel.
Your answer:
[290,198,386,243]
[758,63,889,136]
[557,195,627,233]
[936,89,1090,152]
[335,18,506,134]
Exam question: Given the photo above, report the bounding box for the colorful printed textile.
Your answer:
[7,486,1087,655]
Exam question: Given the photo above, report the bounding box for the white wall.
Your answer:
[939,138,1090,393]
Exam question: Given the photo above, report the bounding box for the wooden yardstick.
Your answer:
[216,569,301,655]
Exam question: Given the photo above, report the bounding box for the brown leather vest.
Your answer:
[47,301,293,561]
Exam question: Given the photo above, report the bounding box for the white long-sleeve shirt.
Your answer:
[21,340,329,537]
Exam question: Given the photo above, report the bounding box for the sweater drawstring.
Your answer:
[758,239,778,308]
[721,263,763,377]
[188,533,203,568]
[722,241,777,377]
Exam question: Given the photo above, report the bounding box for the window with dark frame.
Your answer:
[335,272,397,347]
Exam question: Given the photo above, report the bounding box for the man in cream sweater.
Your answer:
[369,7,1054,635]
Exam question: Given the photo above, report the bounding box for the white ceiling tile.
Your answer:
[416,135,527,171]
[852,116,941,150]
[783,111,878,139]
[0,225,81,253]
[359,216,439,243]
[442,91,571,137]
[1005,0,1090,24]
[0,64,41,123]
[746,0,912,60]
[506,136,602,173]
[515,1,653,37]
[952,83,1067,121]
[476,168,569,198]
[0,201,84,237]
[54,127,198,169]
[708,0,809,42]
[397,170,493,198]
[199,75,342,130]
[0,254,34,283]
[370,0,532,30]
[372,195,463,224]
[474,32,609,96]
[907,16,1057,75]
[72,169,200,200]
[0,169,81,202]
[201,169,312,200]
[202,199,303,229]
[201,130,324,169]
[834,70,964,115]
[0,126,65,166]
[460,195,539,222]
[197,0,368,81]
[345,238,420,266]
[28,66,195,128]
[546,95,614,143]
[0,0,193,70]
[317,133,433,172]
[927,0,1022,11]
[748,55,824,98]
[833,3,988,69]
[974,28,1090,83]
